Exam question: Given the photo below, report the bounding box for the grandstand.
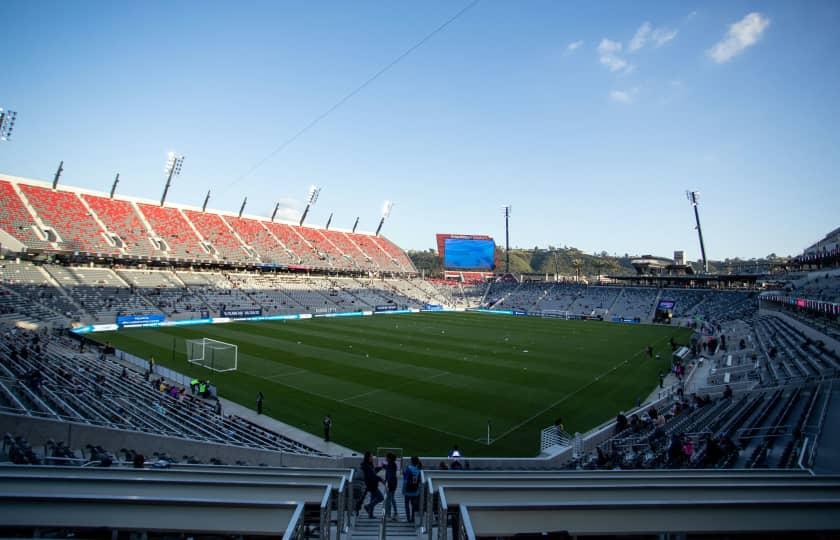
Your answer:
[2,178,840,539]
[0,176,415,274]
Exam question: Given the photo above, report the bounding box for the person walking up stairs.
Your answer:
[350,455,422,539]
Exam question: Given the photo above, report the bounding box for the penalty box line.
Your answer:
[491,334,675,444]
[241,367,479,444]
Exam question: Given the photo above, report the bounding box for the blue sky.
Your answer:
[2,0,838,260]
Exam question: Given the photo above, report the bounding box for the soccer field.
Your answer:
[90,312,692,457]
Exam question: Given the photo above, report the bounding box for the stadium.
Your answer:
[2,2,840,539]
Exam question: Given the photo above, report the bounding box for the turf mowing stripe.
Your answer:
[491,333,675,444]
[237,369,480,443]
[339,371,449,403]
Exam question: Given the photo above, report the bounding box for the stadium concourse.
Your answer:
[1,176,840,537]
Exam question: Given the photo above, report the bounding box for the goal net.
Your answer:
[186,338,238,372]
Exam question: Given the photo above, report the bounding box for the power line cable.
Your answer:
[219,0,481,195]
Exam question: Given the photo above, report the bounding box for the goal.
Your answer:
[186,338,238,372]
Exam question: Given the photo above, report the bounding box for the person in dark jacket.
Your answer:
[383,452,399,520]
[355,451,384,518]
[402,456,422,524]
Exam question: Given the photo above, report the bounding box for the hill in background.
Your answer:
[407,246,787,277]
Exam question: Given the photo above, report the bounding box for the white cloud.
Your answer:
[628,22,651,52]
[565,40,584,54]
[707,12,770,63]
[629,21,677,52]
[598,38,631,72]
[609,89,635,104]
[651,27,678,47]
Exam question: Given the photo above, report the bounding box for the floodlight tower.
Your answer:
[352,217,359,233]
[110,173,120,199]
[160,151,184,206]
[503,205,512,273]
[375,201,393,236]
[0,108,18,141]
[325,212,333,230]
[299,185,321,226]
[239,197,248,218]
[271,202,280,222]
[686,190,709,273]
[202,190,211,212]
[52,161,64,190]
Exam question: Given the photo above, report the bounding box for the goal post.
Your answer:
[186,338,238,373]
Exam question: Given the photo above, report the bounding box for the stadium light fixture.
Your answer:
[52,161,64,190]
[160,151,184,206]
[161,151,184,204]
[239,196,248,218]
[299,185,321,226]
[352,217,360,233]
[375,200,394,236]
[0,108,18,141]
[686,190,709,274]
[503,205,512,273]
[110,173,120,199]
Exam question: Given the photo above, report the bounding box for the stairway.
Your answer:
[350,478,419,540]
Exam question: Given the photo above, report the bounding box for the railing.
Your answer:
[539,426,571,452]
[378,516,387,540]
[808,379,834,467]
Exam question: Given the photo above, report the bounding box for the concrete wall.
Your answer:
[1,413,342,468]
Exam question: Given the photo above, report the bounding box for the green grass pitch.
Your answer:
[90,312,692,457]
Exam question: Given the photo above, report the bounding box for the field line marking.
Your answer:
[265,369,308,380]
[339,371,448,403]
[491,334,674,443]
[240,367,478,443]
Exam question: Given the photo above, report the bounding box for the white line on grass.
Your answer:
[242,368,478,443]
[339,371,449,403]
[265,369,308,380]
[491,334,674,443]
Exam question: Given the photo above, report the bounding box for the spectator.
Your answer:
[256,391,264,414]
[323,414,332,442]
[723,384,733,399]
[383,452,399,521]
[403,456,422,524]
[615,412,628,434]
[554,417,565,435]
[356,451,384,518]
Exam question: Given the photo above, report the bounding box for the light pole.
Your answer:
[160,151,184,207]
[299,185,321,226]
[686,190,708,273]
[110,173,120,199]
[375,201,393,236]
[0,108,18,141]
[503,205,511,273]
